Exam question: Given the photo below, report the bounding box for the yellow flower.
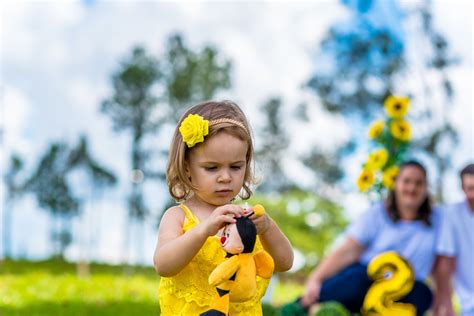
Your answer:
[357,169,375,192]
[368,120,385,140]
[382,166,399,190]
[366,148,389,171]
[390,119,411,142]
[384,96,410,118]
[179,114,209,147]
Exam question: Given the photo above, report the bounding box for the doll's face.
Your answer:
[220,223,244,254]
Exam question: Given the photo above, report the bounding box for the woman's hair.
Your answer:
[167,100,255,201]
[385,160,433,226]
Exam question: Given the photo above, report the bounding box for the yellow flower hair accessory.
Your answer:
[179,114,209,148]
[384,96,410,118]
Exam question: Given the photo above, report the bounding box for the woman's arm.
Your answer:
[300,237,364,307]
[257,216,294,272]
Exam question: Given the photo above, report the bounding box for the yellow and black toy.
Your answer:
[200,205,274,316]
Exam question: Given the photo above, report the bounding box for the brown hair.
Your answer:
[167,100,255,201]
[385,160,433,226]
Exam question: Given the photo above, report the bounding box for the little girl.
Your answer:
[154,100,294,315]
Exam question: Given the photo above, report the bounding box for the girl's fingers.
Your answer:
[216,205,244,217]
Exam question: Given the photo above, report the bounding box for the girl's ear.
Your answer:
[184,161,191,179]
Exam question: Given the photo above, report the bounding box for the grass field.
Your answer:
[0,258,302,315]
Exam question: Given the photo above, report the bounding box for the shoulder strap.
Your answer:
[179,204,200,224]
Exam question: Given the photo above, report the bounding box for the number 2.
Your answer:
[362,251,416,316]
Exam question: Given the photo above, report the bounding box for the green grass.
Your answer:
[0,259,160,315]
[1,258,297,315]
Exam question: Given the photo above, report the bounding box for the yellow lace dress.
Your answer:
[158,204,271,315]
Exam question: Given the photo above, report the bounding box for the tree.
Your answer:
[2,154,25,258]
[255,97,292,193]
[101,34,233,264]
[162,34,232,122]
[410,3,459,202]
[305,0,459,201]
[249,189,347,271]
[26,143,80,258]
[26,137,116,259]
[101,46,161,264]
[66,135,117,274]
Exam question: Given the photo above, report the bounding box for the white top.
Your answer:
[437,201,474,315]
[347,202,440,280]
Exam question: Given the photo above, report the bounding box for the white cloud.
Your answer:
[2,85,33,156]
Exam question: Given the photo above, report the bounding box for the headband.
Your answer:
[179,114,248,148]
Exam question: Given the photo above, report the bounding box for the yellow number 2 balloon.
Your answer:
[362,251,416,316]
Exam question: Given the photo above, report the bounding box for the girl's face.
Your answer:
[186,131,248,207]
[394,165,427,211]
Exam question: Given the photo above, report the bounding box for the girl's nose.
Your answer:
[218,170,231,182]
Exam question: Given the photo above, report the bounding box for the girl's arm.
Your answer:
[153,204,244,277]
[255,215,294,272]
[153,206,208,277]
[300,237,364,307]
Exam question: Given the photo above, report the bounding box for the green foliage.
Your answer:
[262,302,279,316]
[249,190,347,270]
[272,281,304,306]
[313,301,350,316]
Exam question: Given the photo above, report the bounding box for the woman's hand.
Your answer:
[200,204,243,237]
[301,278,322,308]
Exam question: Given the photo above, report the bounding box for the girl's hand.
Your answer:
[245,209,271,235]
[200,204,244,237]
[300,279,322,308]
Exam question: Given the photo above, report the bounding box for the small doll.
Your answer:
[200,205,274,316]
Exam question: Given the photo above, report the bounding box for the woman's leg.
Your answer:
[399,281,433,316]
[318,262,372,313]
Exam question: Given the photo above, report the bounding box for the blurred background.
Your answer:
[1,0,472,314]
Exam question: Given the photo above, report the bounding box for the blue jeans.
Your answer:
[317,263,432,316]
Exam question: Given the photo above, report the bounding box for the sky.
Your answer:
[0,0,472,266]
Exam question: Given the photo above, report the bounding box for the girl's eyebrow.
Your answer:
[199,160,246,165]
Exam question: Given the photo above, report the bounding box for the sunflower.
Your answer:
[390,119,411,142]
[357,169,375,192]
[366,148,389,171]
[384,96,410,119]
[368,120,385,140]
[382,166,399,190]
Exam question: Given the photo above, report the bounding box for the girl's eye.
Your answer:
[205,166,217,171]
[231,166,242,170]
